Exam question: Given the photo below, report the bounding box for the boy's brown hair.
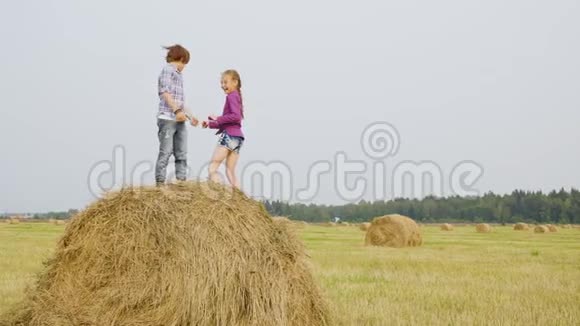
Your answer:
[163,44,190,64]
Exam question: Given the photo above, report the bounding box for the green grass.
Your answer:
[1,223,579,325]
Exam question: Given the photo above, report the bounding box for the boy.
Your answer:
[155,44,199,185]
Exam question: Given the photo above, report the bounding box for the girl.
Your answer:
[202,70,245,189]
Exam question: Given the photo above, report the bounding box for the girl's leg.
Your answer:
[225,151,240,189]
[208,146,230,183]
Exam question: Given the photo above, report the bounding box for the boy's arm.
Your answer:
[161,92,180,113]
[161,91,188,122]
[159,68,181,113]
[159,71,189,122]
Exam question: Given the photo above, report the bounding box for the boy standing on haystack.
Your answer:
[155,44,199,186]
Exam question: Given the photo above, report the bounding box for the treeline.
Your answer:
[2,209,80,220]
[263,189,580,224]
[32,209,79,219]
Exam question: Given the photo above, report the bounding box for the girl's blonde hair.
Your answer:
[223,69,244,118]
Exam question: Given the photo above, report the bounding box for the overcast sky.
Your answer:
[1,0,579,213]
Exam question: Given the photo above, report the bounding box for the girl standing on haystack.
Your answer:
[202,70,245,189]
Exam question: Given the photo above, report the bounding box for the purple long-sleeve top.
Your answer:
[209,90,244,138]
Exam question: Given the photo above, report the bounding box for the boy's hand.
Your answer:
[202,121,209,129]
[190,116,199,127]
[175,111,188,122]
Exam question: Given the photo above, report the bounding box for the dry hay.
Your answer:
[9,218,20,225]
[364,214,422,248]
[3,219,10,224]
[359,222,371,231]
[1,182,330,326]
[534,225,550,233]
[55,220,66,226]
[440,223,454,231]
[475,223,492,233]
[547,224,558,232]
[323,222,336,227]
[561,224,572,229]
[340,222,350,226]
[513,222,529,231]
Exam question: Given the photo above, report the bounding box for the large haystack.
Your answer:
[547,224,558,232]
[440,223,454,231]
[513,223,529,231]
[1,182,330,326]
[534,225,550,233]
[359,222,371,231]
[562,224,572,229]
[475,223,492,233]
[364,214,422,248]
[9,218,20,225]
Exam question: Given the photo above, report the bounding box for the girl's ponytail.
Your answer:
[238,86,244,118]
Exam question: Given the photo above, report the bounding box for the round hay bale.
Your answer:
[513,223,529,231]
[291,221,308,228]
[2,182,330,325]
[9,218,20,225]
[364,214,422,248]
[440,223,454,231]
[272,217,306,229]
[561,224,572,229]
[475,223,491,233]
[359,222,371,231]
[547,224,558,232]
[323,222,336,227]
[3,219,10,224]
[272,216,290,222]
[534,225,550,233]
[55,220,66,226]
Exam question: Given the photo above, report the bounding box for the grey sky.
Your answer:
[1,0,579,212]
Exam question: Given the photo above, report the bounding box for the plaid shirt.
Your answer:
[157,64,184,120]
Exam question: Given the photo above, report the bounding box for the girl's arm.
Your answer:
[208,93,242,129]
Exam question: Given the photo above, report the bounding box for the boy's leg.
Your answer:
[155,119,177,184]
[173,121,188,181]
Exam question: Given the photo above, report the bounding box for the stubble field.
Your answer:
[0,223,578,325]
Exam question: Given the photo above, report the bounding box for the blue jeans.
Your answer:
[155,119,187,183]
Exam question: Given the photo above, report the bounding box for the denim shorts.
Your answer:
[218,132,244,154]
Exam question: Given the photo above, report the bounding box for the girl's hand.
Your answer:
[201,121,209,129]
[208,115,218,121]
